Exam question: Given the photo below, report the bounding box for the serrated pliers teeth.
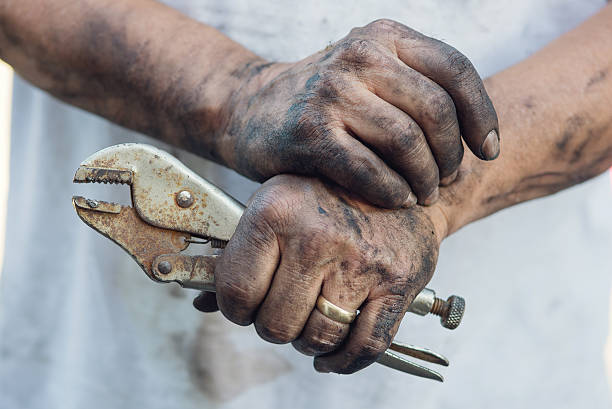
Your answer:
[73,166,133,185]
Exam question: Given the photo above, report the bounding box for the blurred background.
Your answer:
[0,60,11,276]
[1,2,611,408]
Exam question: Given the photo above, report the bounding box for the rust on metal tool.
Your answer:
[73,196,122,214]
[75,144,243,241]
[74,166,132,184]
[152,254,217,291]
[72,196,189,282]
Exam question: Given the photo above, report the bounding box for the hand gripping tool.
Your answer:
[72,143,465,381]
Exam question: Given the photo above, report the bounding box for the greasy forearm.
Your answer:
[0,0,263,160]
[429,4,612,238]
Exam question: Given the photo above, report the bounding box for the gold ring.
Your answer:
[316,295,357,324]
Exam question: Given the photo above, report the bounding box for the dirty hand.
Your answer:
[193,174,444,374]
[222,19,499,208]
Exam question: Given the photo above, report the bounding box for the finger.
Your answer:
[313,128,416,209]
[292,310,350,356]
[193,291,219,312]
[343,87,442,204]
[254,242,326,344]
[313,295,406,374]
[214,197,280,326]
[393,28,499,160]
[361,59,464,185]
[292,264,370,356]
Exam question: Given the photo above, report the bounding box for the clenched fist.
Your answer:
[194,175,446,373]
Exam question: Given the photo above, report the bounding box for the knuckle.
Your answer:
[315,72,347,101]
[367,18,398,29]
[338,38,381,66]
[362,338,389,358]
[331,144,408,207]
[378,293,408,313]
[441,47,477,83]
[295,332,341,356]
[215,281,255,326]
[336,341,387,374]
[309,333,340,350]
[347,154,381,187]
[248,185,298,228]
[347,157,406,207]
[348,26,364,37]
[255,320,300,344]
[386,121,424,157]
[292,110,332,145]
[363,19,416,40]
[293,229,332,263]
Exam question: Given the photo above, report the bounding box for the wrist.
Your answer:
[212,61,291,169]
[171,49,262,160]
[422,155,492,243]
[423,203,451,246]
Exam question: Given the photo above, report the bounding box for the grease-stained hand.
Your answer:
[221,19,499,208]
[193,174,443,374]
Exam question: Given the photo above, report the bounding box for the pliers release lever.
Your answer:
[73,143,465,382]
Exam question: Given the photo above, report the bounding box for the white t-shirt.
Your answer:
[1,1,611,408]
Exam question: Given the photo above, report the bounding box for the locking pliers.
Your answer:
[72,143,465,382]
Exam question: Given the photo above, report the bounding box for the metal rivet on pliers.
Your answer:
[157,261,173,275]
[176,190,194,208]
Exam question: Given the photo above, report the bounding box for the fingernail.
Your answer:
[402,191,417,208]
[423,188,439,206]
[439,169,459,186]
[480,130,500,160]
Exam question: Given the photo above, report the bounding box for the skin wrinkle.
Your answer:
[481,167,596,207]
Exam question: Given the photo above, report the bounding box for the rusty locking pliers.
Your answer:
[72,143,465,382]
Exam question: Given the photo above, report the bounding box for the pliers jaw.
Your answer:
[72,143,243,286]
[73,143,244,241]
[380,343,449,382]
[72,196,191,283]
[72,143,464,381]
